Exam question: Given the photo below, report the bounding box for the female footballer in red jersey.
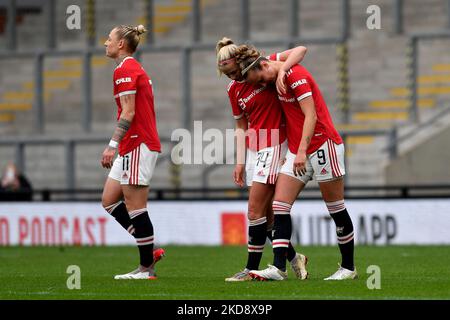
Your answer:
[216,38,311,282]
[235,45,357,281]
[101,24,163,280]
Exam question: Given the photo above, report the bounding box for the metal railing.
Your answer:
[4,0,450,49]
[391,0,450,34]
[2,0,450,189]
[2,0,449,130]
[0,40,347,133]
[407,30,450,123]
[2,184,450,202]
[0,0,351,133]
[201,128,398,189]
[0,135,173,189]
[383,99,450,156]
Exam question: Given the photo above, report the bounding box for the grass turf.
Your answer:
[1,245,449,300]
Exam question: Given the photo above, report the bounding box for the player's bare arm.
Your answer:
[101,94,136,169]
[233,116,248,187]
[294,96,317,176]
[276,46,308,95]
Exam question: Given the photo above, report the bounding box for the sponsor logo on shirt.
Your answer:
[290,78,307,89]
[115,77,132,85]
[278,96,296,103]
[238,86,266,110]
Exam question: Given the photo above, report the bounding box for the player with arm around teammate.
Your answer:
[235,44,356,281]
[216,38,311,282]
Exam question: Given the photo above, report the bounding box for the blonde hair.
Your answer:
[115,24,147,53]
[235,44,266,76]
[216,37,238,75]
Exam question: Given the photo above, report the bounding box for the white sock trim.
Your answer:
[272,201,292,213]
[136,235,154,246]
[337,231,354,244]
[104,201,122,214]
[272,239,290,248]
[127,225,135,234]
[326,200,346,214]
[248,244,265,252]
[129,208,147,219]
[248,216,267,226]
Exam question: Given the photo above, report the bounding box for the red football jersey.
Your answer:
[113,57,161,156]
[227,80,286,151]
[277,63,342,154]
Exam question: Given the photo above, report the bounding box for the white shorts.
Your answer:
[108,143,158,186]
[280,139,345,183]
[279,150,314,184]
[245,140,288,187]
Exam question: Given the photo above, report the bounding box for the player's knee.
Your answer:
[123,196,145,212]
[101,197,115,210]
[122,193,135,209]
[102,200,122,215]
[247,200,267,220]
[319,178,344,201]
[102,188,122,209]
[247,206,265,220]
[272,200,292,215]
[101,190,122,209]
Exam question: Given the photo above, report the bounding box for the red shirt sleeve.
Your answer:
[114,67,138,97]
[286,69,312,102]
[267,53,280,61]
[227,81,244,120]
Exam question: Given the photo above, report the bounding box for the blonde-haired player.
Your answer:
[235,44,356,281]
[101,25,164,279]
[217,37,311,281]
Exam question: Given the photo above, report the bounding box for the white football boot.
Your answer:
[249,265,288,281]
[324,264,357,280]
[290,253,309,280]
[225,269,252,282]
[114,267,157,280]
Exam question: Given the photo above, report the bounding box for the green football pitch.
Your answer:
[1,245,449,300]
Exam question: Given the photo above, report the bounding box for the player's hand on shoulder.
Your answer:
[276,69,288,95]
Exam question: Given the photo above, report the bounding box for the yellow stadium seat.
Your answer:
[352,111,408,121]
[0,113,15,122]
[369,98,435,109]
[0,103,31,111]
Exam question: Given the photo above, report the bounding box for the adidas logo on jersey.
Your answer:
[257,170,265,176]
[320,168,328,175]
